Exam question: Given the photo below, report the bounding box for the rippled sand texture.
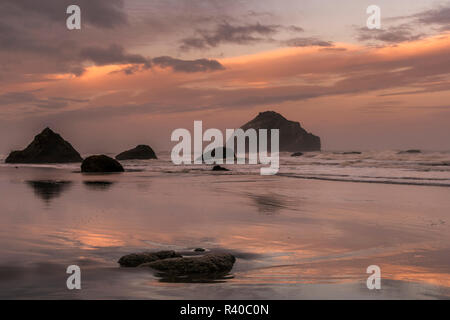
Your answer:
[0,162,449,299]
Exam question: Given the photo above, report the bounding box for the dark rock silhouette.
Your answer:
[118,251,181,267]
[81,155,124,173]
[201,147,236,163]
[5,127,82,164]
[212,165,230,171]
[239,111,321,152]
[115,145,157,160]
[139,253,236,275]
[291,152,304,157]
[26,180,72,203]
[398,149,421,154]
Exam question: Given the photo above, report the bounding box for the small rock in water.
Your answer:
[194,248,206,252]
[118,250,182,267]
[291,152,303,157]
[212,165,230,171]
[139,253,236,275]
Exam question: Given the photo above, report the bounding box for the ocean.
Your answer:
[0,150,449,299]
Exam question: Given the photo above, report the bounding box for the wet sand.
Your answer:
[0,165,449,299]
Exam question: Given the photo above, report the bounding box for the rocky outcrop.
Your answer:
[118,250,182,267]
[115,145,157,160]
[139,253,236,275]
[212,165,230,171]
[81,155,124,173]
[239,111,321,152]
[5,127,82,164]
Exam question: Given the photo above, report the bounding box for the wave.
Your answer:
[2,150,450,187]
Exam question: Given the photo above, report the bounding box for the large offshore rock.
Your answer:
[115,145,157,160]
[239,111,321,152]
[81,155,124,173]
[5,127,82,164]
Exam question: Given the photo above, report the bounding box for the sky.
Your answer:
[1,0,450,154]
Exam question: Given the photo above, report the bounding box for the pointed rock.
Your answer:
[5,127,82,163]
[240,111,321,152]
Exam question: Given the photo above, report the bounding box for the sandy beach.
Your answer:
[1,152,449,299]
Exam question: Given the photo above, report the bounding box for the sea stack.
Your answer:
[240,111,321,152]
[5,127,82,164]
[115,145,157,160]
[81,155,124,173]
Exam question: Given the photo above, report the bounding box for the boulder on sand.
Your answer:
[139,253,236,275]
[115,145,157,160]
[81,155,124,173]
[118,250,181,267]
[5,127,82,164]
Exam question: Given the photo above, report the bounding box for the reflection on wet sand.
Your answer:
[26,180,72,203]
[155,272,234,284]
[0,168,449,299]
[249,193,286,214]
[83,181,115,191]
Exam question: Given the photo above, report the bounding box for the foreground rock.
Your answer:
[212,165,230,171]
[81,155,124,173]
[5,127,82,164]
[239,111,321,152]
[291,152,303,157]
[139,253,236,275]
[118,250,181,267]
[115,145,157,160]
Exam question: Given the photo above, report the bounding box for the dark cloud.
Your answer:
[152,56,225,73]
[367,3,450,43]
[1,0,127,29]
[0,90,89,109]
[413,4,450,31]
[180,22,280,50]
[355,25,424,43]
[80,44,151,67]
[80,45,224,73]
[283,37,334,47]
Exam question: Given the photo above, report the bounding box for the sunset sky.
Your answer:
[1,0,450,153]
